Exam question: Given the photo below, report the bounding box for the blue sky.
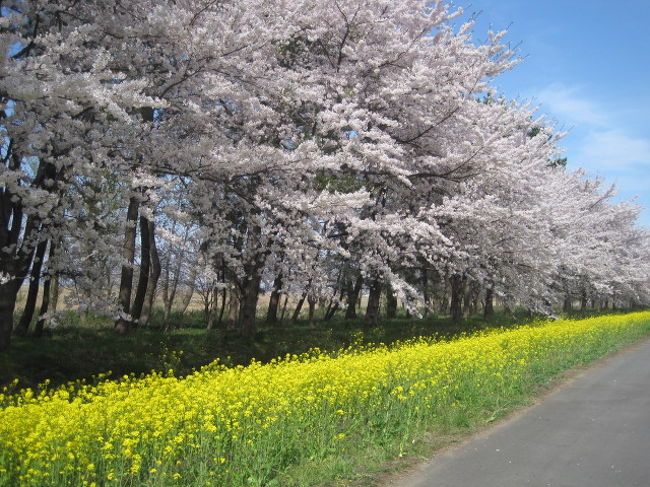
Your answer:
[454,0,650,227]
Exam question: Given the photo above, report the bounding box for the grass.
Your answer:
[2,308,541,390]
[1,311,649,487]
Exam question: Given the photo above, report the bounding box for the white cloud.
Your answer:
[576,130,650,170]
[534,83,608,127]
[530,83,650,172]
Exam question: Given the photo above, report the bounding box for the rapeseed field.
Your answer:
[1,312,649,487]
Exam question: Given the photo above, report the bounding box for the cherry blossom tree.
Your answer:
[1,0,648,352]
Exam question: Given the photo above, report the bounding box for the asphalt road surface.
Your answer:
[398,338,650,487]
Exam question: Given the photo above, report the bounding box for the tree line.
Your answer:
[1,0,649,351]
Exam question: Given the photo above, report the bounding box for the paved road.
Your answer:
[398,338,650,487]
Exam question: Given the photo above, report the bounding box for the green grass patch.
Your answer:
[2,308,544,390]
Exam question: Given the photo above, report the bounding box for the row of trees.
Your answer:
[1,0,649,351]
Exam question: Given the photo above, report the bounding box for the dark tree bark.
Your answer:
[437,280,449,314]
[217,287,227,327]
[15,238,48,336]
[484,286,494,318]
[292,290,308,322]
[0,215,38,348]
[0,280,20,351]
[325,284,346,321]
[116,195,139,333]
[344,274,363,320]
[266,272,283,323]
[0,152,61,350]
[0,151,23,350]
[238,273,261,338]
[178,263,197,315]
[50,271,59,314]
[140,220,160,326]
[324,301,340,321]
[580,289,588,312]
[34,270,51,338]
[225,289,239,331]
[563,295,573,313]
[207,288,219,330]
[323,296,336,321]
[464,281,479,317]
[35,241,56,338]
[449,275,464,324]
[365,279,382,328]
[237,221,265,338]
[386,285,398,319]
[161,238,173,316]
[462,282,470,318]
[202,289,211,323]
[162,230,187,321]
[130,216,151,324]
[307,294,317,324]
[279,294,289,322]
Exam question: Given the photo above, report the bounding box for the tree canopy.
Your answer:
[1,0,648,350]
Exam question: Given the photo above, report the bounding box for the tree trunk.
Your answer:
[438,281,449,314]
[464,281,478,317]
[323,296,336,321]
[324,301,339,321]
[35,241,56,338]
[0,280,20,351]
[307,294,317,324]
[34,272,51,338]
[580,290,588,312]
[266,272,283,323]
[386,285,398,319]
[238,273,261,338]
[130,216,151,324]
[161,248,172,316]
[279,294,289,322]
[0,157,60,349]
[169,252,184,311]
[140,220,160,326]
[163,247,185,321]
[292,290,308,322]
[116,195,139,333]
[325,284,346,321]
[563,295,573,313]
[50,272,60,313]
[449,275,464,324]
[237,220,265,338]
[202,290,211,323]
[15,238,48,336]
[462,283,470,318]
[484,286,494,318]
[226,289,239,331]
[365,279,381,328]
[179,263,197,314]
[207,287,219,330]
[217,288,227,327]
[345,274,363,320]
